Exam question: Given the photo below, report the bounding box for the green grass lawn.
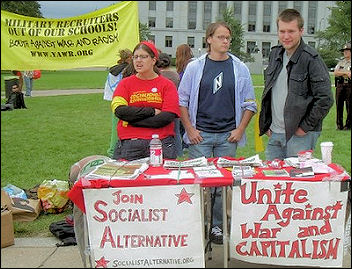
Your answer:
[1,71,350,237]
[1,70,108,93]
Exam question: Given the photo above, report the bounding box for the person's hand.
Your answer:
[295,127,306,136]
[186,127,203,144]
[265,129,272,137]
[228,128,244,143]
[154,108,161,115]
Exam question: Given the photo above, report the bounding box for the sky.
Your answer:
[39,1,118,18]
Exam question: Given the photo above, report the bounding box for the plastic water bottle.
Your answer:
[150,134,163,167]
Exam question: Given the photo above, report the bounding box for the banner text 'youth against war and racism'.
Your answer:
[1,1,139,70]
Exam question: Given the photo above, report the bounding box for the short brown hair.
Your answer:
[117,49,132,64]
[205,22,231,52]
[277,9,304,29]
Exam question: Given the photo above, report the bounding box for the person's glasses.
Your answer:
[215,35,231,42]
[132,55,150,60]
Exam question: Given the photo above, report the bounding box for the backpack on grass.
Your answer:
[49,215,76,247]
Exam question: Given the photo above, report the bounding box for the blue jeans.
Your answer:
[188,131,237,228]
[24,77,33,96]
[265,131,321,161]
[174,119,183,158]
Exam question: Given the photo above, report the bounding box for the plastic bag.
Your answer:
[37,179,69,213]
[2,184,27,199]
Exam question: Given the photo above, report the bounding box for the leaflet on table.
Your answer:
[193,165,223,178]
[284,157,335,173]
[217,154,263,167]
[262,169,290,177]
[289,166,315,177]
[231,165,256,178]
[146,170,195,180]
[163,156,208,169]
[85,160,149,180]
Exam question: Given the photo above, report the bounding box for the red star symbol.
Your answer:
[305,203,312,209]
[95,256,109,268]
[334,201,343,211]
[175,187,194,204]
[274,183,282,189]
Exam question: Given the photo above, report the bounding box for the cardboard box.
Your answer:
[1,208,15,248]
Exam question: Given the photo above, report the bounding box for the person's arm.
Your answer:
[130,111,177,128]
[299,57,333,133]
[18,73,24,92]
[114,105,155,122]
[228,110,255,142]
[180,106,203,144]
[334,63,350,78]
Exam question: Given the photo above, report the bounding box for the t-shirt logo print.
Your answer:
[212,72,223,94]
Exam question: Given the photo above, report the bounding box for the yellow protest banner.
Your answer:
[1,1,139,70]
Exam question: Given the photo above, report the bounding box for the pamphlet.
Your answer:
[163,157,208,169]
[193,165,223,178]
[217,154,263,167]
[262,169,290,177]
[232,165,256,178]
[146,170,195,180]
[289,167,315,177]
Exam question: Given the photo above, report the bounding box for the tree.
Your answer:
[315,1,351,68]
[139,22,152,42]
[220,8,254,62]
[1,1,42,17]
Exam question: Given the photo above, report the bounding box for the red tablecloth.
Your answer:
[68,160,233,213]
[67,157,350,213]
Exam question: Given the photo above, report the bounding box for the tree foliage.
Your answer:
[220,8,254,62]
[315,1,351,67]
[139,22,152,42]
[1,1,42,17]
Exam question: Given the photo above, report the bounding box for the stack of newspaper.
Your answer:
[163,156,208,169]
[86,159,149,180]
[217,154,263,167]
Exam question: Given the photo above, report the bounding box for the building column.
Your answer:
[211,1,219,22]
[302,1,309,30]
[242,1,249,30]
[227,1,234,13]
[271,1,279,33]
[196,1,203,30]
[257,1,264,33]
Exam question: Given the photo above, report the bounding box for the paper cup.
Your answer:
[320,142,333,165]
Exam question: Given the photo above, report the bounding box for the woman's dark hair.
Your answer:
[176,44,193,74]
[156,53,171,68]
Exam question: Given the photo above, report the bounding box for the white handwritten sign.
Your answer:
[230,179,348,267]
[83,184,205,268]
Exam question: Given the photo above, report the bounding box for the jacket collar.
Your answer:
[275,38,306,63]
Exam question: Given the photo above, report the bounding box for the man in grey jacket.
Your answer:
[259,9,333,160]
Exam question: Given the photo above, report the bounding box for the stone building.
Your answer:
[136,1,335,74]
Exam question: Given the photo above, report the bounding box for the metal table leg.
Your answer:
[222,186,228,268]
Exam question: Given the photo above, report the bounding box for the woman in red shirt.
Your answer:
[111,41,180,161]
